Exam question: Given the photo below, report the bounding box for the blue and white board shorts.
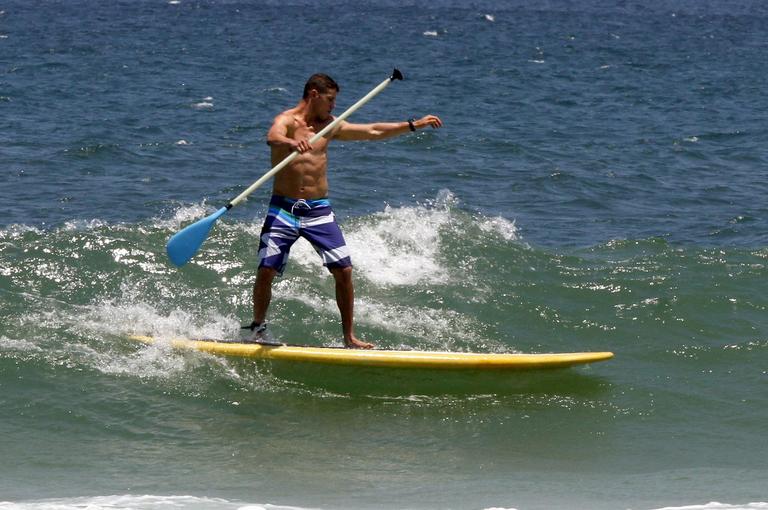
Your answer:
[257,195,352,276]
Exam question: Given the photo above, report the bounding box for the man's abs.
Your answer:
[271,151,329,199]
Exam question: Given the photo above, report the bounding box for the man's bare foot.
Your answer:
[344,336,374,349]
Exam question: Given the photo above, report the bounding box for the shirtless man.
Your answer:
[245,73,442,348]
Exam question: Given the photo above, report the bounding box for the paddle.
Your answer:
[166,68,405,267]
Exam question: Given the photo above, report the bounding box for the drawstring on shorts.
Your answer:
[290,199,311,228]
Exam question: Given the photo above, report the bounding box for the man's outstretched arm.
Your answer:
[334,115,442,141]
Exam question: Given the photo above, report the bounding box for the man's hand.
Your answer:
[414,115,443,130]
[293,138,313,153]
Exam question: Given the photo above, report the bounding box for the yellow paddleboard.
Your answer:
[130,335,613,371]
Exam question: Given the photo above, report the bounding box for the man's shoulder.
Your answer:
[274,109,296,122]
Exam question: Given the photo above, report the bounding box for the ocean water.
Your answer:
[1,1,767,509]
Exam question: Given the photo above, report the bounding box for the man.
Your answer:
[245,73,442,348]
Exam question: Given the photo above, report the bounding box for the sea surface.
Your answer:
[1,1,766,509]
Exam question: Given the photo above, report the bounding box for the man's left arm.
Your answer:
[334,115,442,141]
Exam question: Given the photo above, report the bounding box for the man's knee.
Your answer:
[256,266,278,285]
[330,265,353,281]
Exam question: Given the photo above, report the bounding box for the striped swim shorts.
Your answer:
[257,195,352,276]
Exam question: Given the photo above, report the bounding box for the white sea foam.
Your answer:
[0,336,44,353]
[192,96,214,109]
[645,503,768,510]
[479,215,518,241]
[288,200,453,286]
[155,202,214,230]
[0,495,319,510]
[81,284,239,341]
[0,223,42,237]
[62,218,108,231]
[6,282,265,390]
[265,190,518,289]
[347,204,450,286]
[423,30,439,37]
[67,294,242,381]
[271,278,501,352]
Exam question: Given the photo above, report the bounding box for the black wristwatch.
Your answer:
[407,118,416,132]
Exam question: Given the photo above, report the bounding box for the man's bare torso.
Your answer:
[271,107,337,199]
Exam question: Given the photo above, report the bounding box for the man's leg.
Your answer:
[330,266,373,349]
[253,266,278,327]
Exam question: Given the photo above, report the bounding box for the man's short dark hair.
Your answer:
[303,73,340,99]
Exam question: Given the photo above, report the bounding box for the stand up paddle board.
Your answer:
[130,335,613,371]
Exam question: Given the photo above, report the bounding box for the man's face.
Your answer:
[310,89,337,120]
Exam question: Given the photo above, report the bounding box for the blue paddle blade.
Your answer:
[166,206,229,266]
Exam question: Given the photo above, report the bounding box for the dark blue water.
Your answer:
[2,2,767,509]
[4,1,767,247]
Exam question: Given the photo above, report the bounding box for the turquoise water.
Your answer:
[1,1,767,509]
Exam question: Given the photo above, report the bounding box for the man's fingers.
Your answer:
[295,139,313,153]
[425,115,443,128]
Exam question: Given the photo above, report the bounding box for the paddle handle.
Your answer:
[228,68,404,209]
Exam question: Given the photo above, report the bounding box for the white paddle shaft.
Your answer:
[228,72,401,208]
